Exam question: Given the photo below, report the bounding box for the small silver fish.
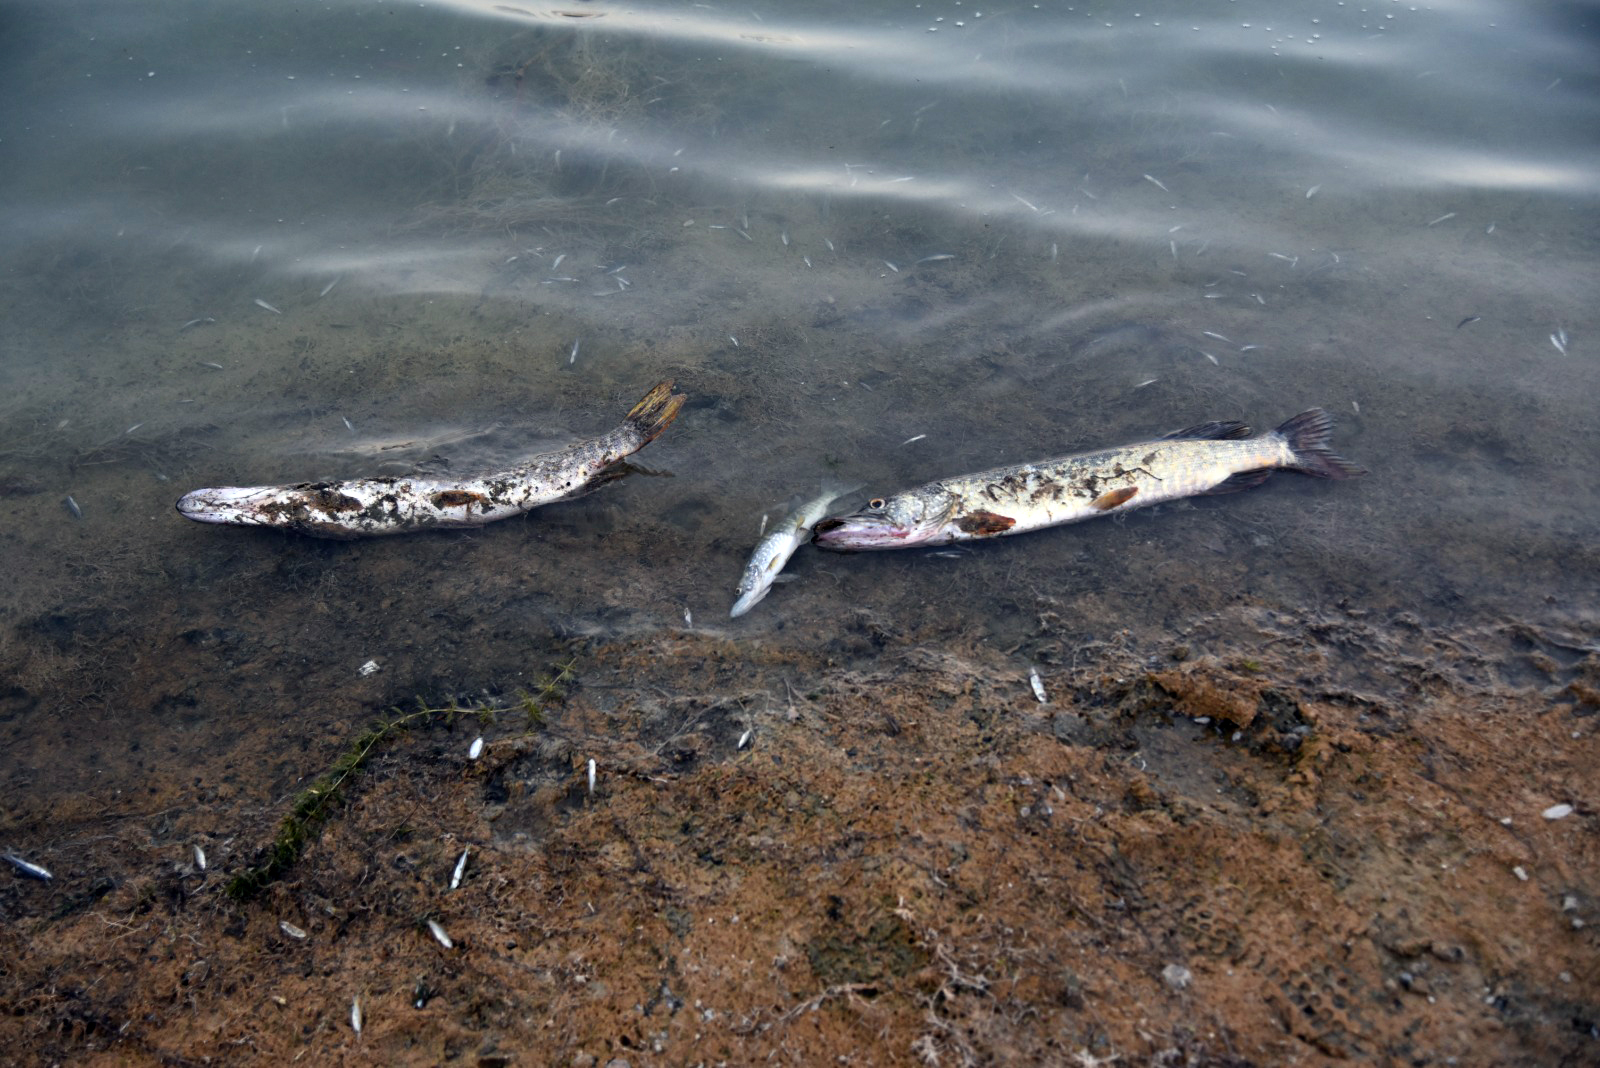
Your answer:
[3,853,53,881]
[731,482,859,617]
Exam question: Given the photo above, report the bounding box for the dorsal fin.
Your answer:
[1163,420,1251,441]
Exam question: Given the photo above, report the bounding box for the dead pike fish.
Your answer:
[730,482,857,618]
[177,380,685,539]
[813,409,1364,551]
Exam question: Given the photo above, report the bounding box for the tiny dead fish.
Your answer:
[731,482,859,617]
[587,757,597,795]
[63,495,83,520]
[814,411,1364,551]
[351,996,363,1034]
[450,848,469,890]
[180,317,217,331]
[279,920,308,939]
[469,737,484,760]
[1029,666,1048,703]
[1426,212,1457,227]
[1143,174,1170,193]
[1456,316,1480,329]
[253,298,282,314]
[320,276,342,298]
[194,844,207,870]
[737,728,752,750]
[426,919,454,949]
[916,254,956,264]
[3,853,53,881]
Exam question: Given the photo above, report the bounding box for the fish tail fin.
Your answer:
[1275,408,1367,479]
[625,379,687,445]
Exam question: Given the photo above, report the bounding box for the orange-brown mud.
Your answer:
[3,625,1596,1066]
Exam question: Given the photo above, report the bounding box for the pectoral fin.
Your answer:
[1091,486,1138,511]
[955,510,1017,536]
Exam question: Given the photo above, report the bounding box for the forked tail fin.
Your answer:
[1276,408,1367,479]
[625,379,687,445]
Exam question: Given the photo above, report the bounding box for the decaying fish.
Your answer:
[812,409,1364,551]
[177,380,685,539]
[730,482,858,618]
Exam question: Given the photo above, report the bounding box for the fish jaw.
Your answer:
[811,494,952,551]
[729,582,770,618]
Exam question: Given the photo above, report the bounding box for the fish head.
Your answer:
[811,490,954,550]
[176,485,287,526]
[728,580,769,618]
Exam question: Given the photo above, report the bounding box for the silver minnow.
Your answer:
[812,409,1364,551]
[176,380,685,539]
[730,482,858,618]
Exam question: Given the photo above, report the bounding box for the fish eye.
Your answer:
[869,498,885,510]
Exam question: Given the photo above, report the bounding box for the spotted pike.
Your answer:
[176,380,685,539]
[812,409,1364,551]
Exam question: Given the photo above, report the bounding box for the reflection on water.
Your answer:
[1,0,1597,806]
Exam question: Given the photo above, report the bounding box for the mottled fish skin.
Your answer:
[176,380,686,539]
[730,483,857,618]
[812,409,1363,551]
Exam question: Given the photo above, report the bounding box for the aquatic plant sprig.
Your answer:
[223,659,577,902]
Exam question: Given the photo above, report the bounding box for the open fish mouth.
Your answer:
[812,514,921,551]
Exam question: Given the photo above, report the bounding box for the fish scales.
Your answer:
[176,381,684,539]
[812,410,1363,550]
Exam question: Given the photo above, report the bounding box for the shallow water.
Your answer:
[2,0,1597,810]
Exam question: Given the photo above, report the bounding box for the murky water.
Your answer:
[2,0,1597,810]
